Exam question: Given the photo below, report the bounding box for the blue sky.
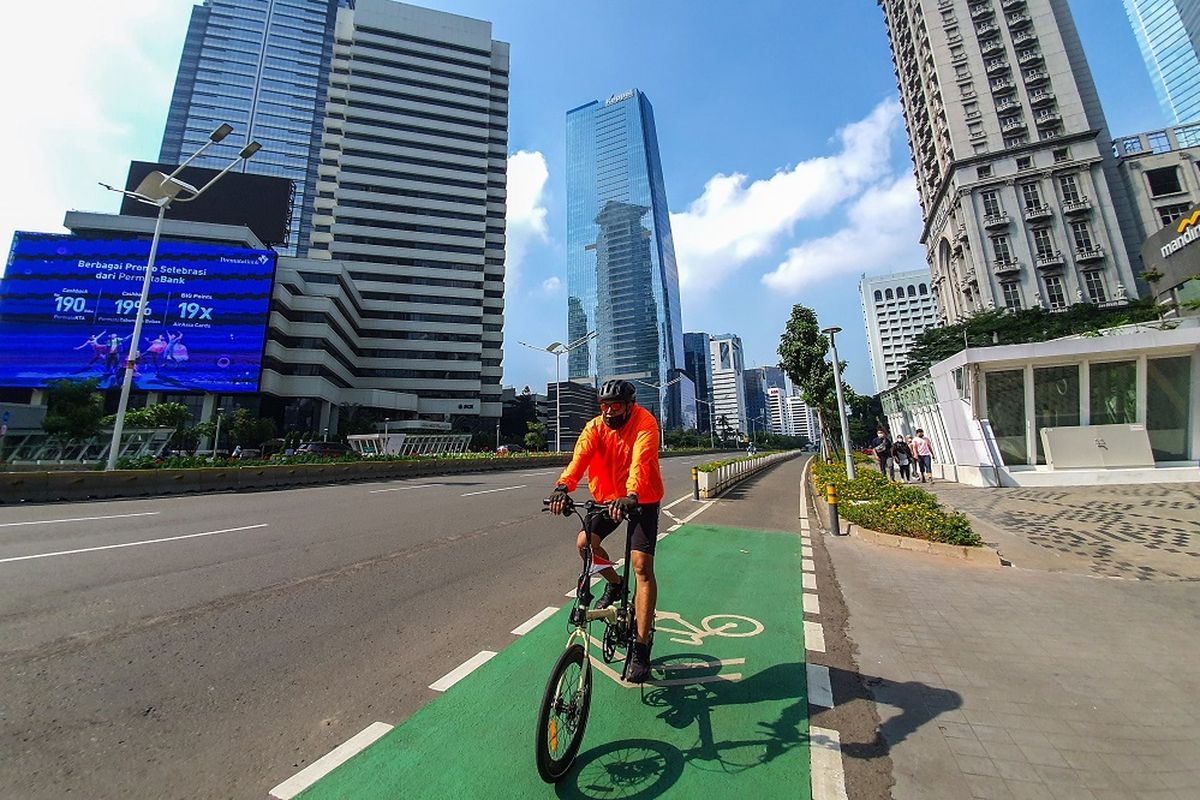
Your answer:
[0,0,1168,395]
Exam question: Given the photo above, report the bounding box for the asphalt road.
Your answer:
[0,456,716,799]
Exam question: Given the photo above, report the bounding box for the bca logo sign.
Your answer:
[457,403,476,410]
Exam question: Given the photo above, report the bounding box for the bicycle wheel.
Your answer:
[535,643,592,783]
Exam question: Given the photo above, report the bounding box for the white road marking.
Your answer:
[667,524,682,532]
[803,572,818,591]
[805,620,826,653]
[810,726,849,800]
[807,663,834,708]
[677,501,715,525]
[664,510,680,522]
[662,493,692,511]
[511,606,559,635]
[801,544,813,558]
[802,558,816,572]
[429,651,497,692]
[269,722,394,800]
[368,483,440,494]
[0,524,269,565]
[803,592,821,615]
[460,484,526,497]
[661,657,745,671]
[520,470,559,477]
[0,511,160,528]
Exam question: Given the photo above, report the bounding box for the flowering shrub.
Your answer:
[696,451,784,473]
[811,460,980,547]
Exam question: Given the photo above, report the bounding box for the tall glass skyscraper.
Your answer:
[1124,0,1200,124]
[566,89,695,430]
[683,332,713,433]
[160,0,341,256]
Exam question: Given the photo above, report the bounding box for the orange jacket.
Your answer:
[557,404,664,504]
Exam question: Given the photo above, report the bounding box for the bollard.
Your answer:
[827,482,841,535]
[692,467,699,501]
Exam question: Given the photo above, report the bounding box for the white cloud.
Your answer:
[505,150,551,288]
[761,173,926,292]
[669,98,902,295]
[0,2,193,269]
[541,276,562,295]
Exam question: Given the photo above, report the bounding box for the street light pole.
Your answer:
[213,408,225,458]
[518,331,595,453]
[694,397,716,450]
[632,373,684,450]
[102,124,261,471]
[821,326,856,480]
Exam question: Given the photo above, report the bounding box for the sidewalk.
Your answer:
[816,479,1200,799]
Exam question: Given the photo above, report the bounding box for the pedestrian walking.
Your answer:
[871,428,895,480]
[892,436,913,482]
[912,429,935,483]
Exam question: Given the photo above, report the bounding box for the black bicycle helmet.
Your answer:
[597,379,636,403]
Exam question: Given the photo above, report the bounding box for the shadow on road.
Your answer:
[555,655,960,798]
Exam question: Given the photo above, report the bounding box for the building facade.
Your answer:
[160,0,340,256]
[743,366,788,436]
[565,89,695,430]
[539,381,598,453]
[786,394,822,445]
[158,0,509,432]
[709,333,746,437]
[683,332,714,432]
[1123,0,1200,124]
[859,268,940,393]
[877,0,1142,323]
[1113,122,1200,241]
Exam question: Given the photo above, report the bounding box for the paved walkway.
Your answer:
[814,480,1200,800]
[920,481,1200,580]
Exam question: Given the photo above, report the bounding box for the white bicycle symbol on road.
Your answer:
[653,611,765,646]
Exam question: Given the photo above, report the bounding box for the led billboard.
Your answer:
[0,232,277,393]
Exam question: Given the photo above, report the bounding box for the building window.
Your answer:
[1033,365,1080,463]
[1119,137,1144,155]
[1004,135,1029,147]
[1020,182,1042,208]
[1001,281,1022,309]
[985,370,1027,465]
[919,283,928,295]
[1147,131,1170,154]
[1069,220,1093,250]
[1043,275,1066,308]
[977,165,993,179]
[1147,356,1193,460]
[990,234,1012,261]
[1032,227,1055,257]
[1016,155,1033,169]
[886,288,894,300]
[1090,361,1136,425]
[1146,166,1183,197]
[908,285,917,297]
[981,189,1002,216]
[1058,174,1081,203]
[1052,147,1070,162]
[1176,124,1200,147]
[1157,203,1192,227]
[1082,270,1106,303]
[874,289,883,302]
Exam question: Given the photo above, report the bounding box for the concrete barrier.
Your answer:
[695,451,802,499]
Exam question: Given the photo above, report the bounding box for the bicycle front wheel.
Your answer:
[535,643,592,783]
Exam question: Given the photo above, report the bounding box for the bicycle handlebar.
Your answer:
[541,497,640,520]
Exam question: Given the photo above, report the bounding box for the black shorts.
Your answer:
[585,503,661,556]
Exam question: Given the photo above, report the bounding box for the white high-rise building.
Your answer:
[877,0,1142,323]
[860,269,941,392]
[785,394,822,445]
[709,333,746,437]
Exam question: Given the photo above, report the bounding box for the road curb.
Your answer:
[840,520,1002,566]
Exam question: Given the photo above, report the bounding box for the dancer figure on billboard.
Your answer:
[103,333,132,376]
[73,331,108,368]
[164,331,189,366]
[139,334,168,368]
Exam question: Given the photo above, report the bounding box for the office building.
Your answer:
[743,366,788,437]
[684,332,714,432]
[540,381,599,452]
[877,0,1141,323]
[160,0,340,256]
[1123,0,1200,124]
[565,89,695,430]
[786,395,822,445]
[709,333,746,437]
[158,0,509,432]
[860,269,940,393]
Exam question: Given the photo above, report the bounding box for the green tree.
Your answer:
[524,420,547,452]
[500,386,539,444]
[102,402,193,446]
[42,379,105,441]
[777,304,852,456]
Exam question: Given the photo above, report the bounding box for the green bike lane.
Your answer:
[286,520,811,799]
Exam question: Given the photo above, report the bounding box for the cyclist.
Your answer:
[547,378,664,684]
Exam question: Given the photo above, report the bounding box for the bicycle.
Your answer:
[535,497,648,783]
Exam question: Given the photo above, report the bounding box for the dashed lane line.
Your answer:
[269,722,394,800]
[662,493,693,511]
[0,511,160,528]
[368,484,441,494]
[429,651,497,692]
[805,620,826,653]
[810,726,849,800]
[802,558,816,572]
[460,485,526,497]
[803,592,821,615]
[803,572,818,591]
[0,524,269,565]
[807,663,834,708]
[511,606,559,636]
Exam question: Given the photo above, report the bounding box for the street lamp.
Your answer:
[821,326,856,480]
[631,372,685,451]
[384,418,390,437]
[693,397,716,449]
[518,331,596,453]
[101,124,262,471]
[213,407,227,459]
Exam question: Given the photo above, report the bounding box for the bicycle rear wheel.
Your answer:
[535,643,592,783]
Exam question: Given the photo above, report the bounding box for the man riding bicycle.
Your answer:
[547,379,664,684]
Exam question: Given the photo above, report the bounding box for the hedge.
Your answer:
[811,460,981,547]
